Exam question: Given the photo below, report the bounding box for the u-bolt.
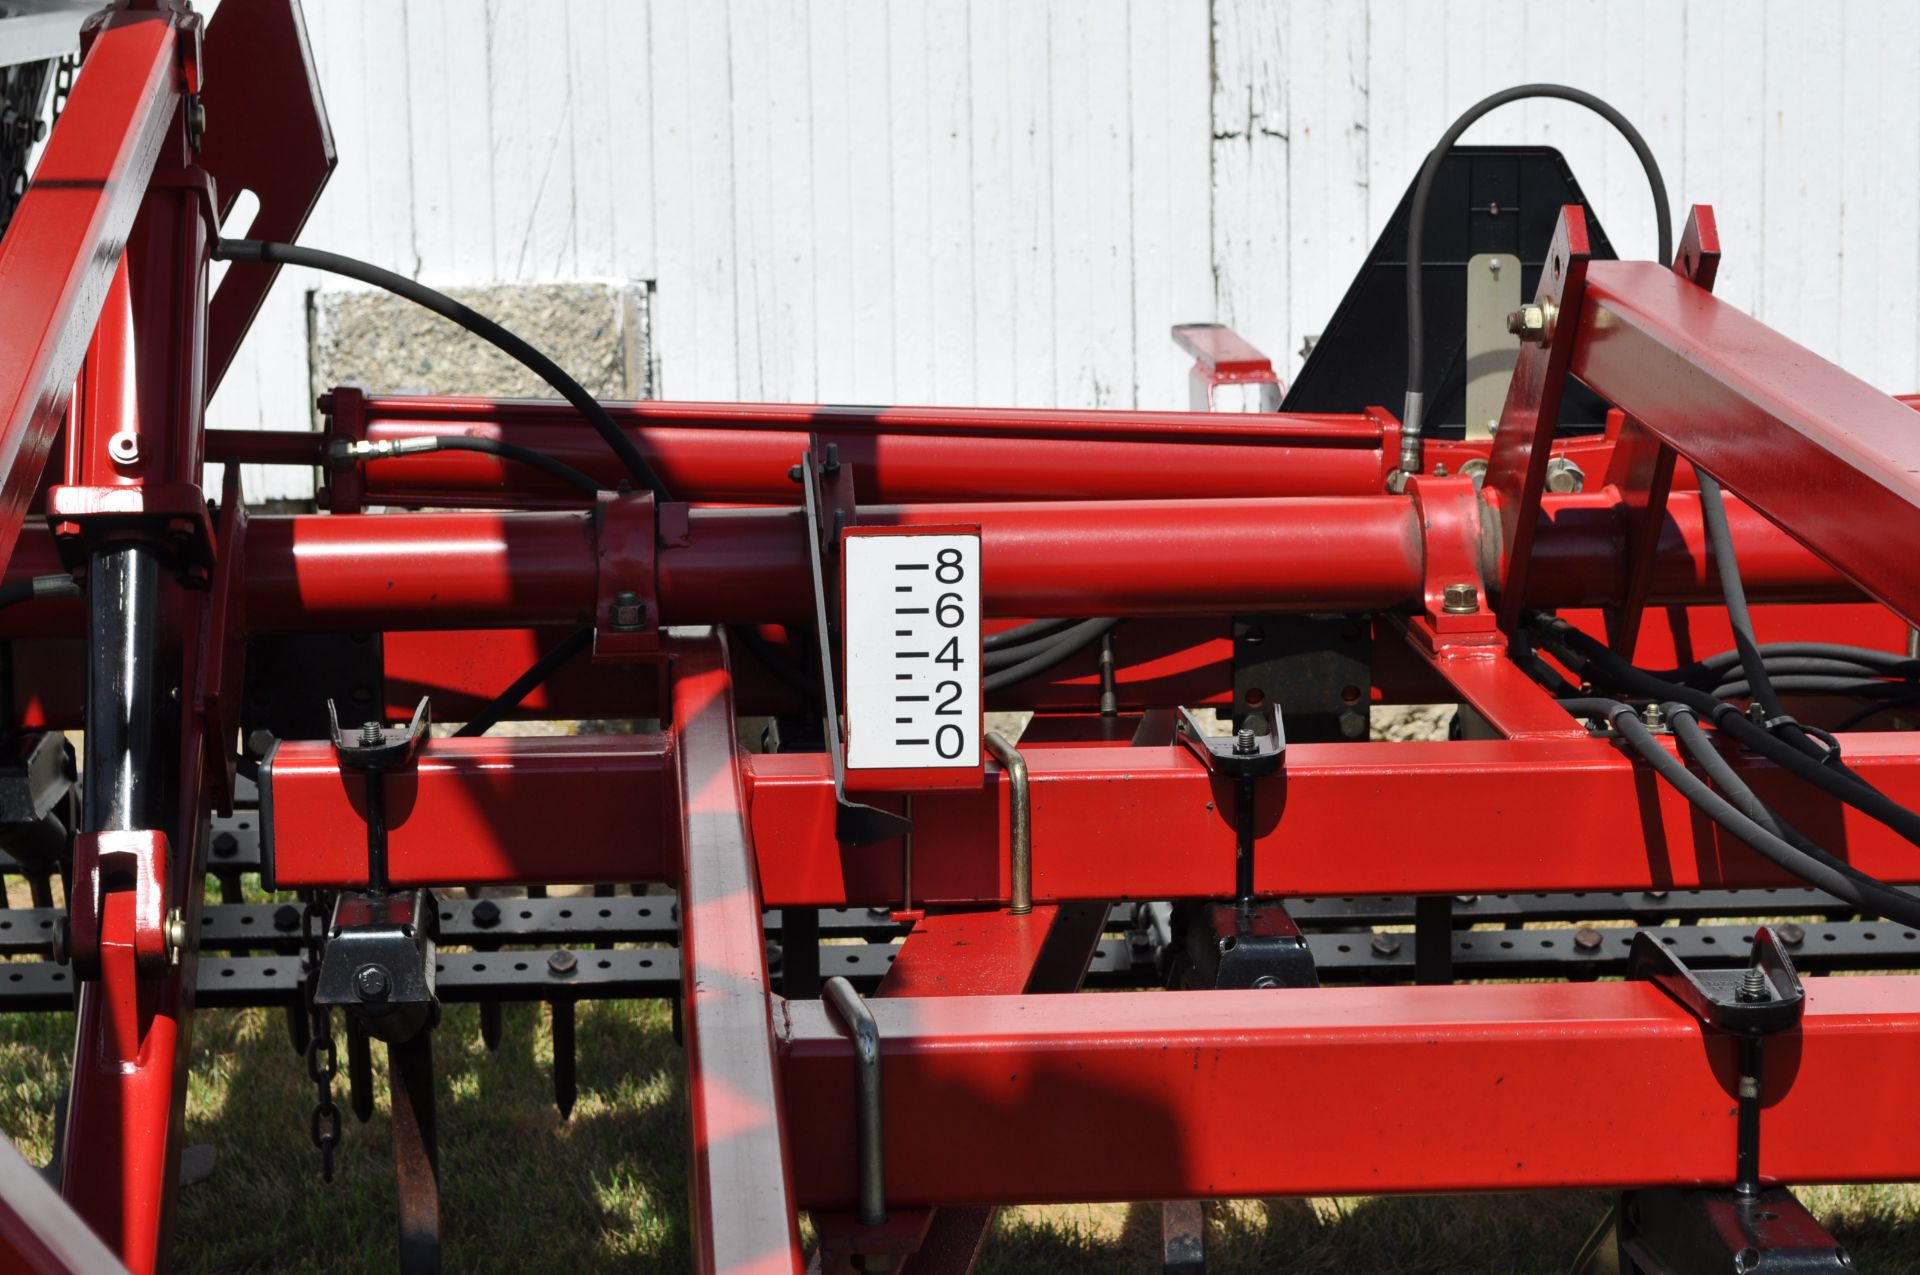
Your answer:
[984,731,1031,915]
[822,976,885,1227]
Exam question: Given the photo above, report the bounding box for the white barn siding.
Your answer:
[207,0,1920,498]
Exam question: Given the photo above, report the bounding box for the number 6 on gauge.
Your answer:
[840,525,986,792]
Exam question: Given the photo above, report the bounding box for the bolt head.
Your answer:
[1776,923,1806,948]
[1370,932,1401,957]
[50,916,69,965]
[1251,975,1282,989]
[164,907,187,962]
[548,949,578,976]
[353,964,391,1001]
[472,899,501,929]
[1573,926,1604,951]
[272,904,302,932]
[1338,708,1367,739]
[1441,582,1479,614]
[212,831,239,858]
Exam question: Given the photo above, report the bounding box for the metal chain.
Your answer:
[302,896,340,1181]
[50,55,74,127]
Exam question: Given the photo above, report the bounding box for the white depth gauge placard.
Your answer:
[843,529,982,776]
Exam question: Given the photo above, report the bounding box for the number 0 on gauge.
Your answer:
[841,526,984,789]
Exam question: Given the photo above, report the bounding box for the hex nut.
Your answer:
[1442,582,1479,614]
[1507,303,1548,342]
[609,590,646,631]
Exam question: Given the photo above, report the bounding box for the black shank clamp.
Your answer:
[1173,707,1314,989]
[317,696,439,1044]
[1629,926,1805,1196]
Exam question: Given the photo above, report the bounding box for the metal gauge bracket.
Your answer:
[1174,706,1286,779]
[1628,925,1805,1037]
[798,443,912,848]
[326,696,430,774]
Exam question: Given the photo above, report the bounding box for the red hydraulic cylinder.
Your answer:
[242,394,1398,506]
[0,488,1849,636]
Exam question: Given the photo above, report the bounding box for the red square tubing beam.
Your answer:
[671,633,805,1275]
[777,976,1920,1206]
[265,730,1920,898]
[1573,259,1920,628]
[0,9,184,570]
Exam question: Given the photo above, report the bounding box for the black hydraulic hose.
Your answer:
[1688,469,1920,853]
[1700,658,1919,685]
[1399,84,1672,478]
[452,627,593,738]
[1540,617,1920,851]
[0,574,79,609]
[1712,676,1913,701]
[429,435,604,496]
[732,625,822,711]
[212,239,672,502]
[983,624,1107,671]
[1838,696,1920,732]
[1664,704,1920,920]
[984,618,1122,694]
[984,618,1077,652]
[1561,698,1920,927]
[1696,471,1814,749]
[1653,642,1920,681]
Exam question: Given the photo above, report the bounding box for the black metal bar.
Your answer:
[781,905,820,999]
[1413,895,1453,985]
[83,544,163,833]
[1736,1035,1763,1195]
[1234,775,1256,906]
[550,995,577,1120]
[364,771,388,894]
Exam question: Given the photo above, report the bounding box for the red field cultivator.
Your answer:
[3,4,1918,1273]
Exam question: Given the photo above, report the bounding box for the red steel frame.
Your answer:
[9,7,1920,1273]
